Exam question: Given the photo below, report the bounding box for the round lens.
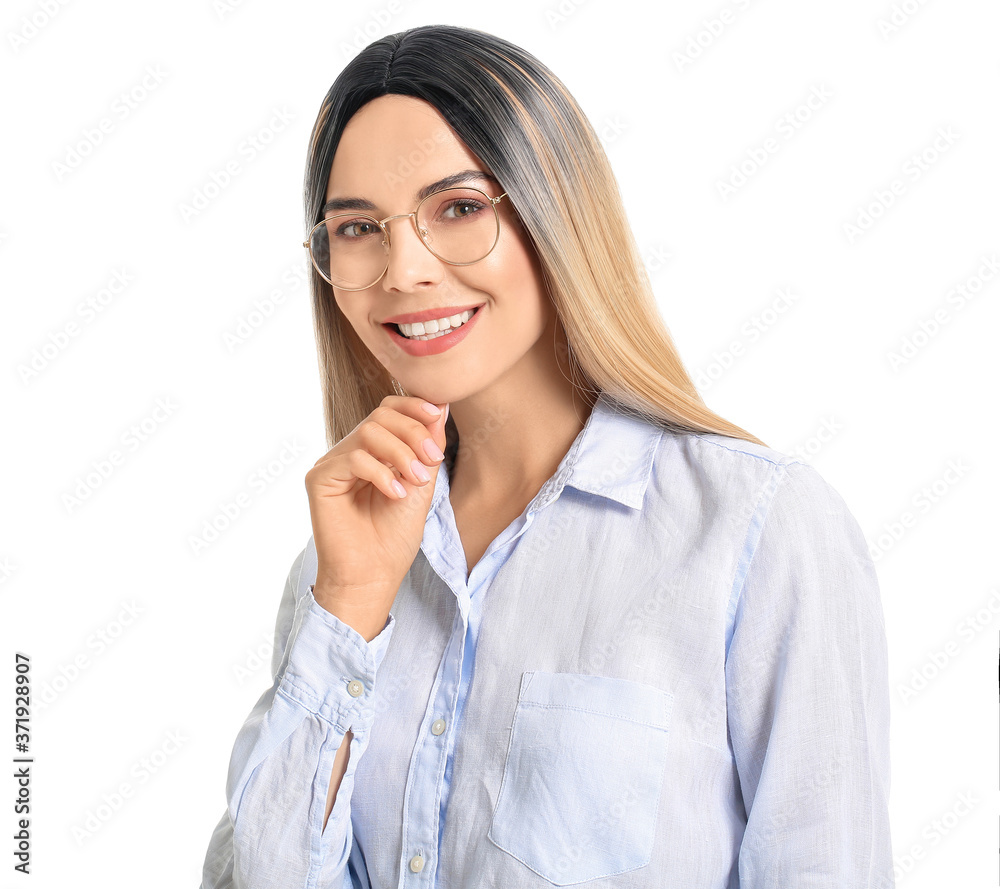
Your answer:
[309,214,388,290]
[415,187,500,265]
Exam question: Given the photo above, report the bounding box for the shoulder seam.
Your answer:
[723,461,790,659]
[688,431,807,469]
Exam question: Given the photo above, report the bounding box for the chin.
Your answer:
[389,378,449,402]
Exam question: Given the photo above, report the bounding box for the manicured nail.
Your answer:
[411,459,430,483]
[391,480,407,498]
[422,402,441,416]
[423,438,445,462]
[443,403,450,422]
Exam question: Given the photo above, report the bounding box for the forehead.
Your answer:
[327,95,486,204]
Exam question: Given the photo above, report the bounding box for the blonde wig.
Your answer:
[303,24,766,457]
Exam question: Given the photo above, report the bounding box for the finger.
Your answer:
[311,396,448,476]
[355,419,437,487]
[333,448,410,500]
[366,405,448,471]
[378,394,447,423]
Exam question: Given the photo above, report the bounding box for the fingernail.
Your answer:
[411,459,430,483]
[422,402,441,416]
[443,403,450,423]
[423,438,445,462]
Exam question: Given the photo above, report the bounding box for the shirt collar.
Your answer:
[551,391,664,510]
[431,391,663,514]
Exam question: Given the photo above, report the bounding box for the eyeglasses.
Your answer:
[303,186,509,291]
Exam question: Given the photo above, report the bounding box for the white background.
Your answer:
[1,0,997,886]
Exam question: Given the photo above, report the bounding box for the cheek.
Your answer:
[478,229,549,308]
[334,298,398,371]
[504,246,552,333]
[334,296,375,347]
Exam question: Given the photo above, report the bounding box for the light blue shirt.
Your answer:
[200,391,894,888]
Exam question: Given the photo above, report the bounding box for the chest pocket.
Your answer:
[488,671,673,885]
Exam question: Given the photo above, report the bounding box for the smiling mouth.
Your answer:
[385,306,480,340]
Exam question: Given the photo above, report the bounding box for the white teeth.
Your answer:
[398,309,475,340]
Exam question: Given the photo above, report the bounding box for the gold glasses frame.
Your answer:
[303,186,509,291]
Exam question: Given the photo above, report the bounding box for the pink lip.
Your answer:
[384,305,483,357]
[381,303,485,325]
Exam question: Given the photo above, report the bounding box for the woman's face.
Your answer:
[325,94,556,405]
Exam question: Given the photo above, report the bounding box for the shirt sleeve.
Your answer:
[725,461,894,887]
[199,539,396,889]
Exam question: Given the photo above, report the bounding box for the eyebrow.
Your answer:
[322,170,499,216]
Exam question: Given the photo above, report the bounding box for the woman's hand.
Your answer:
[304,395,449,640]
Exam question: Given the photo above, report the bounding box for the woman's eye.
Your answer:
[443,200,484,219]
[336,220,379,238]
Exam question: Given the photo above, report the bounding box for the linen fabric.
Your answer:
[199,391,894,888]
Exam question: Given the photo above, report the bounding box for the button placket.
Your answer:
[431,560,503,871]
[403,482,539,883]
[398,606,466,883]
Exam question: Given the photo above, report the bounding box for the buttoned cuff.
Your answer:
[275,585,395,732]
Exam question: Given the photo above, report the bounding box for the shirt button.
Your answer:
[408,854,425,873]
[347,680,364,697]
[431,718,446,736]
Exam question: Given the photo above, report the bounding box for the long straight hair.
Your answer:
[304,24,766,452]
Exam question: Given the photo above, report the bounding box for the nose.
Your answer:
[379,213,445,292]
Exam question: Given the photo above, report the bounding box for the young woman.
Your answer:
[200,24,893,888]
